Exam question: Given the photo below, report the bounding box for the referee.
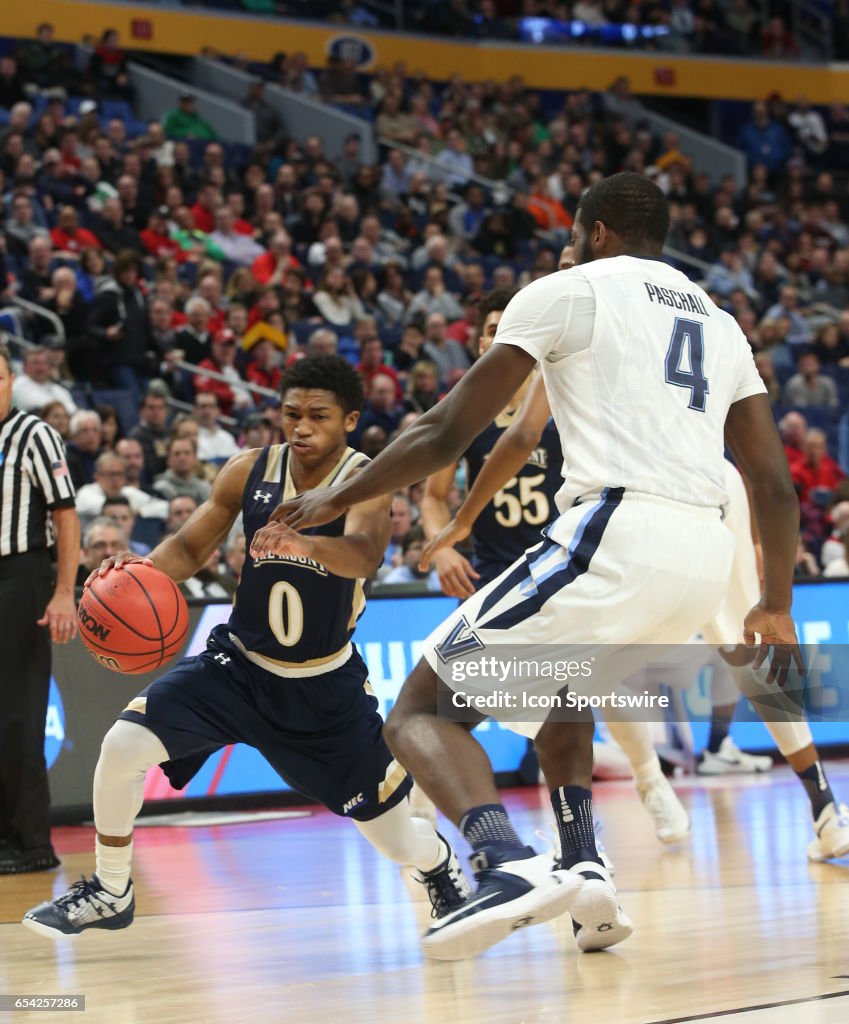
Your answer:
[0,344,79,874]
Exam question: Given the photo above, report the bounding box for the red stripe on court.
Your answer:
[206,745,235,796]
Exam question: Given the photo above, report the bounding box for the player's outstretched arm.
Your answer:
[421,464,479,598]
[251,488,392,579]
[88,449,257,586]
[420,375,551,571]
[725,393,801,682]
[258,343,537,536]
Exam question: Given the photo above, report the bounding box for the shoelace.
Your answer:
[419,860,467,919]
[55,876,98,911]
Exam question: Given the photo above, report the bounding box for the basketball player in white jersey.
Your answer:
[253,173,801,960]
[420,247,691,847]
[424,388,849,860]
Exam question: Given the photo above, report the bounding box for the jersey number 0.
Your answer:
[268,581,305,647]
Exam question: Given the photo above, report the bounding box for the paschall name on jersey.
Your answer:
[643,282,711,316]
[252,553,329,575]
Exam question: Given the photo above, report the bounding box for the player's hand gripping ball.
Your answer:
[77,563,189,674]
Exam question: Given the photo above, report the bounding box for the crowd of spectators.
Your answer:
[2,23,848,587]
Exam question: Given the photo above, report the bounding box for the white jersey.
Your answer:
[493,255,766,512]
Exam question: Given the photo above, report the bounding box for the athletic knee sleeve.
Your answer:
[93,720,169,838]
[353,800,443,871]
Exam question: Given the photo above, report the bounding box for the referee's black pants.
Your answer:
[0,549,54,851]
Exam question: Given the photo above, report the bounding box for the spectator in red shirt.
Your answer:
[243,325,288,397]
[226,191,256,236]
[50,206,100,256]
[251,230,300,286]
[190,182,221,235]
[778,410,808,469]
[247,286,283,328]
[357,335,403,402]
[762,16,800,60]
[792,429,846,505]
[58,127,81,172]
[446,293,481,351]
[196,271,226,333]
[527,175,574,233]
[195,329,253,417]
[140,206,186,263]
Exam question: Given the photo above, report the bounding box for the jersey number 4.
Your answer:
[665,318,709,413]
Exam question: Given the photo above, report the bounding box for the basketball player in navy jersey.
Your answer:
[23,356,472,941]
[422,289,563,600]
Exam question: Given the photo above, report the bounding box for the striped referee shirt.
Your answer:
[0,408,76,557]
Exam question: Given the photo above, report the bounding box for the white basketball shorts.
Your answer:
[422,488,735,739]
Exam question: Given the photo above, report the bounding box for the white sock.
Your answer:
[633,757,664,787]
[95,838,133,896]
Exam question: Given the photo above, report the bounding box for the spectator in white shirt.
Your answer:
[435,130,474,188]
[193,393,239,463]
[208,206,265,267]
[11,346,77,415]
[75,452,167,526]
[312,267,367,327]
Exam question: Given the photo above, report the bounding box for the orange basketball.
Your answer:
[77,563,189,674]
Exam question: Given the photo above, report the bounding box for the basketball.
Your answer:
[77,563,189,675]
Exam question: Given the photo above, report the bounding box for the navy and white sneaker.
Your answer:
[22,875,135,939]
[421,845,581,961]
[558,860,633,953]
[415,833,473,920]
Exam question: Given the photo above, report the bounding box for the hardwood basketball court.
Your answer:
[2,766,848,1024]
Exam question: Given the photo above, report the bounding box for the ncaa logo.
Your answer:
[326,35,375,69]
[44,677,66,769]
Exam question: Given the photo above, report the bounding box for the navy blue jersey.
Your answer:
[464,412,562,573]
[228,444,369,677]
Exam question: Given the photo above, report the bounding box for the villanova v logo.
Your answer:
[435,616,485,663]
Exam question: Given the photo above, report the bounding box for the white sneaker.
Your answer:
[23,875,134,938]
[696,737,773,775]
[421,847,581,961]
[637,775,690,843]
[808,802,849,862]
[558,860,634,953]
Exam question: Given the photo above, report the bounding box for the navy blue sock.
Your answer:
[551,786,602,869]
[706,718,732,754]
[459,803,529,859]
[796,761,835,819]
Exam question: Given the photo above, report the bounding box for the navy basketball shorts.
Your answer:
[119,626,412,821]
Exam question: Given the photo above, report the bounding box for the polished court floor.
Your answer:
[2,766,848,1024]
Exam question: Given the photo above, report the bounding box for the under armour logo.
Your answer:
[214,653,231,665]
[254,490,272,504]
[596,922,614,932]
